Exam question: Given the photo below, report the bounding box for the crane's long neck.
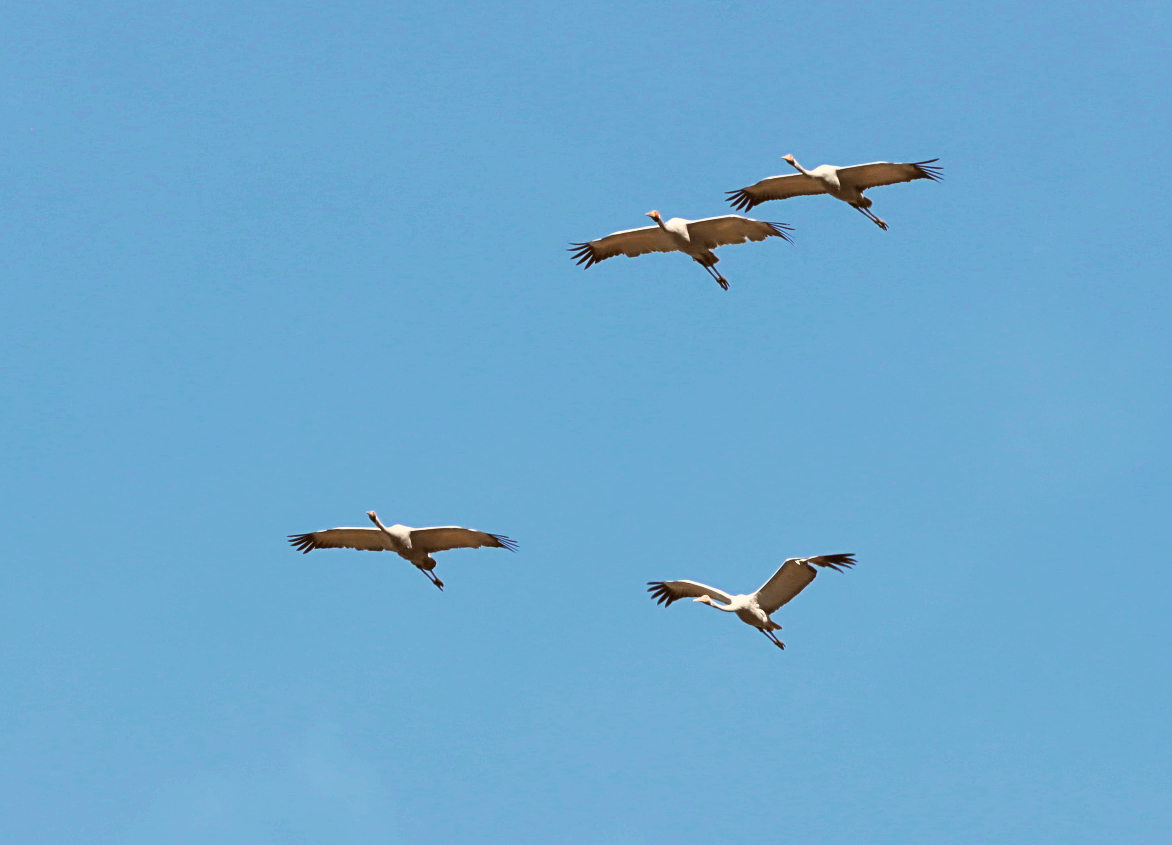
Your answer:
[651,213,691,245]
[368,511,399,545]
[702,597,737,613]
[367,511,411,557]
[787,157,812,177]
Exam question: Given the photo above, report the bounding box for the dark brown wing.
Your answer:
[836,160,942,190]
[568,225,677,268]
[686,215,794,249]
[287,527,394,553]
[647,580,736,607]
[409,527,517,554]
[726,173,828,212]
[755,554,856,614]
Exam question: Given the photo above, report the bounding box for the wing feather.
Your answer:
[726,173,828,211]
[686,215,794,249]
[409,526,518,554]
[569,225,677,268]
[288,527,393,554]
[755,554,857,614]
[647,580,735,607]
[836,160,942,190]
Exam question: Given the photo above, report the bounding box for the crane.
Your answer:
[728,155,941,229]
[647,554,857,650]
[288,511,516,590]
[570,210,792,290]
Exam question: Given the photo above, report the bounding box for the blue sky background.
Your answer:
[2,1,1170,842]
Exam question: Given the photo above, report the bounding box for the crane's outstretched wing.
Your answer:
[755,554,857,614]
[836,160,942,191]
[726,174,829,211]
[288,527,394,553]
[647,580,736,607]
[569,225,677,268]
[686,216,794,249]
[410,527,518,554]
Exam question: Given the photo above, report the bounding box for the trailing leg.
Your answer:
[853,203,888,230]
[703,264,730,290]
[695,256,730,290]
[759,628,786,650]
[416,566,445,591]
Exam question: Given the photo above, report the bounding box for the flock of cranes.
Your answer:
[289,512,856,650]
[291,150,941,652]
[571,153,941,289]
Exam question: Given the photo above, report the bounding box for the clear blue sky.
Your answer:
[2,2,1170,842]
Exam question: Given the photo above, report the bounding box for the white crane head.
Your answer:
[645,210,662,222]
[694,595,716,605]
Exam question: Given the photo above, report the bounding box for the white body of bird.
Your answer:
[728,155,942,230]
[288,511,516,590]
[570,210,792,290]
[648,554,857,650]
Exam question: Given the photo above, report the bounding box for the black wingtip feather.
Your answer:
[646,581,677,606]
[287,533,316,554]
[766,221,795,243]
[810,553,857,572]
[912,159,943,182]
[568,242,599,268]
[726,189,756,212]
[490,533,519,552]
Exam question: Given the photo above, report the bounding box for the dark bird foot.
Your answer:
[775,640,786,650]
[717,278,730,291]
[875,219,889,231]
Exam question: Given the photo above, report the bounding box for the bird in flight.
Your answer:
[728,154,942,230]
[288,511,517,590]
[648,554,857,650]
[570,210,792,290]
